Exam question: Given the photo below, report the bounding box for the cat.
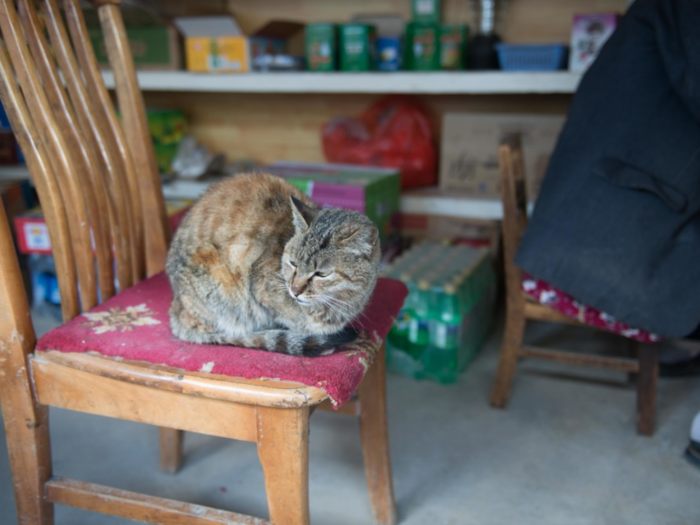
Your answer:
[165,172,381,356]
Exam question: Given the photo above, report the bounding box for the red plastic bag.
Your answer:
[322,96,437,189]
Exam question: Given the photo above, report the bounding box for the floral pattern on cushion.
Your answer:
[521,273,660,342]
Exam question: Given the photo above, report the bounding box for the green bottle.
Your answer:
[408,279,431,358]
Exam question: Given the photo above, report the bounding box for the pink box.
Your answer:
[569,13,619,72]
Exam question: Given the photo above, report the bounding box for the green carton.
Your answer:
[306,24,337,71]
[339,24,376,71]
[405,23,441,71]
[440,25,468,70]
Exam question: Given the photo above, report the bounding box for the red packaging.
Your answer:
[322,96,437,189]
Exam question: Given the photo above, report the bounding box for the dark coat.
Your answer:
[516,0,700,337]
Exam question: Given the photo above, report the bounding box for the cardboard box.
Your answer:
[250,21,305,71]
[401,213,497,242]
[439,113,566,198]
[84,4,182,71]
[89,25,182,71]
[306,24,338,71]
[339,24,377,71]
[13,199,193,255]
[266,161,401,246]
[569,13,619,72]
[412,0,441,24]
[174,16,249,73]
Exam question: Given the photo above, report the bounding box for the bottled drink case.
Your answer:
[382,241,496,384]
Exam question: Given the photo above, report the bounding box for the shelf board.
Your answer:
[1,168,512,220]
[400,188,507,220]
[162,180,509,220]
[102,70,582,95]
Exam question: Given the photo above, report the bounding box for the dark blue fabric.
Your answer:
[515,0,700,338]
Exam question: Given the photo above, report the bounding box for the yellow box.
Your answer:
[174,17,250,73]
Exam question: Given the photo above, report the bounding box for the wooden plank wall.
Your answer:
[144,92,571,166]
[145,0,627,167]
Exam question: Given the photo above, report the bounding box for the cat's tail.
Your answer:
[236,326,360,357]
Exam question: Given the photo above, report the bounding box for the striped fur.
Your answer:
[165,172,381,356]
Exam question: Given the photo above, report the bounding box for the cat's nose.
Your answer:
[291,283,302,296]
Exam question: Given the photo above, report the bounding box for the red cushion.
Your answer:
[37,273,408,407]
[521,273,660,342]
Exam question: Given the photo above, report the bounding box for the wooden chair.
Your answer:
[0,1,397,523]
[490,134,659,436]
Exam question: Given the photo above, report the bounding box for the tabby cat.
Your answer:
[165,172,381,356]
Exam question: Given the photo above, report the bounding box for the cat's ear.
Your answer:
[339,224,379,253]
[290,196,315,233]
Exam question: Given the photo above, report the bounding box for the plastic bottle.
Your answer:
[407,279,431,359]
[424,282,462,383]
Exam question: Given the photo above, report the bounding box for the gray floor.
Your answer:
[1,315,699,525]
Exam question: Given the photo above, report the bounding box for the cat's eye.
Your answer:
[315,270,332,278]
[287,260,297,268]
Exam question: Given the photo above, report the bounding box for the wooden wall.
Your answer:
[145,0,628,167]
[144,92,571,166]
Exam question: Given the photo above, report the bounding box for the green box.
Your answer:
[88,25,182,70]
[383,243,497,384]
[405,23,441,71]
[306,24,337,71]
[412,0,441,24]
[266,161,401,247]
[440,25,468,70]
[339,24,376,71]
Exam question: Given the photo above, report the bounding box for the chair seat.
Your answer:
[521,273,660,343]
[36,272,408,407]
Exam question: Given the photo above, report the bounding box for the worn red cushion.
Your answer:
[37,273,408,407]
[521,273,660,342]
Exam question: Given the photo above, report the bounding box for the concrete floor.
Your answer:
[1,315,699,525]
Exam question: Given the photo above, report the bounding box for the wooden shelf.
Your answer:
[162,180,510,220]
[1,167,514,220]
[102,70,582,95]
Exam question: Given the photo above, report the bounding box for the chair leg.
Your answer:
[490,306,526,408]
[159,428,184,474]
[627,340,639,384]
[357,342,397,525]
[636,342,659,436]
[257,406,311,525]
[0,367,54,524]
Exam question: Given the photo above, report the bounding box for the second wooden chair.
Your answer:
[490,135,660,436]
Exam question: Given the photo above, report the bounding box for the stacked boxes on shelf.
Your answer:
[13,199,193,310]
[383,242,496,384]
[266,161,401,247]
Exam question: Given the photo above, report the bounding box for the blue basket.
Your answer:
[496,43,568,71]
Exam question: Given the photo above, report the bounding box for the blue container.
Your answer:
[496,43,568,71]
[376,37,401,71]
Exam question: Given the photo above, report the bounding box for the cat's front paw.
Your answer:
[302,326,360,357]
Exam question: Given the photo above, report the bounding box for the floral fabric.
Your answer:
[521,273,660,343]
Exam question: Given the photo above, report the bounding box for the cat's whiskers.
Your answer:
[318,293,368,324]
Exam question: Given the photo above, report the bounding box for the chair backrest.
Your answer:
[498,134,529,304]
[0,0,170,332]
